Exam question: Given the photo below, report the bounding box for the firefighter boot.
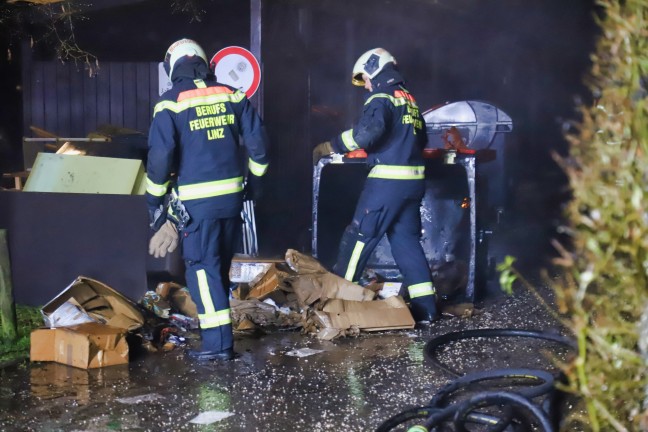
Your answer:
[409,296,440,323]
[187,328,235,361]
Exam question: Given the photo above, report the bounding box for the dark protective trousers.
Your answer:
[333,181,437,316]
[181,216,241,352]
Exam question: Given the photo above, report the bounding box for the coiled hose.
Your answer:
[376,328,576,432]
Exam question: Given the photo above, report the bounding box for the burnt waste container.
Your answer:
[312,100,513,302]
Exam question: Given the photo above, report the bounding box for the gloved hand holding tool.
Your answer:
[149,220,179,258]
[312,141,334,164]
[243,174,263,202]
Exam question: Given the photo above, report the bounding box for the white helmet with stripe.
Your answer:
[351,48,396,87]
[164,38,208,78]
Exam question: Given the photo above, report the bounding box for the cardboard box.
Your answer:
[30,323,129,369]
[42,276,144,331]
[247,265,281,300]
[319,296,415,331]
[23,153,146,195]
[229,255,284,283]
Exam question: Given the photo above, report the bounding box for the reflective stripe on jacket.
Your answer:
[146,77,269,219]
[330,84,427,192]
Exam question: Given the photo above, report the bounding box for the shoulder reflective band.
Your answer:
[341,129,360,152]
[153,90,245,116]
[365,92,419,108]
[248,158,268,176]
[193,79,207,88]
[146,177,169,196]
[368,165,425,180]
[178,176,244,200]
[177,85,233,102]
[408,282,436,298]
[344,240,366,281]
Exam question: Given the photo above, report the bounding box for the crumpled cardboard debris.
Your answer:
[41,276,144,331]
[287,272,376,306]
[317,296,415,332]
[158,282,198,318]
[225,250,416,340]
[285,249,328,274]
[230,298,303,329]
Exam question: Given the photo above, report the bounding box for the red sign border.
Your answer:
[210,46,261,98]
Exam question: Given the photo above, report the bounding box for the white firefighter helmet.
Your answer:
[164,38,208,78]
[351,48,396,86]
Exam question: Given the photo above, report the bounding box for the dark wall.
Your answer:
[257,0,597,257]
[22,61,159,138]
[2,0,597,262]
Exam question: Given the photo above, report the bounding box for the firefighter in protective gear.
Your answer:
[147,38,270,360]
[313,48,439,322]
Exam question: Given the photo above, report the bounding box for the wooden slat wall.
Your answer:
[22,61,159,137]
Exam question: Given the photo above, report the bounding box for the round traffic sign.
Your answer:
[210,46,261,98]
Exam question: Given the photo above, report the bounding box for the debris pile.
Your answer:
[228,249,415,340]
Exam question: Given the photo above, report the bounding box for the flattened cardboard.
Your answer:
[42,276,144,331]
[30,323,129,369]
[23,153,146,195]
[319,296,415,331]
[291,272,375,306]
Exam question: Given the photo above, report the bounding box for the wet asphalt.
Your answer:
[0,284,571,432]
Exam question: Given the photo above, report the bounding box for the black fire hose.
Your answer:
[429,368,555,408]
[450,391,555,432]
[376,368,556,432]
[424,328,577,378]
[376,329,576,431]
[375,406,510,432]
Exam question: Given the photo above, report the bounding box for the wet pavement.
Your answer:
[0,286,571,432]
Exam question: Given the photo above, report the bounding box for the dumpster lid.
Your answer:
[423,100,513,150]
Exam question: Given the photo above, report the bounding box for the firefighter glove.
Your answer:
[149,220,179,258]
[312,141,334,164]
[243,174,263,202]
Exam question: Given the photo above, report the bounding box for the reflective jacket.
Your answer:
[330,80,427,198]
[146,76,269,220]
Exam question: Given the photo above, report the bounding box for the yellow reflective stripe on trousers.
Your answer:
[341,129,360,152]
[368,165,425,180]
[153,91,245,116]
[196,269,232,328]
[248,158,268,176]
[408,282,436,298]
[178,176,244,200]
[197,269,216,314]
[344,240,365,281]
[199,309,232,328]
[146,178,169,196]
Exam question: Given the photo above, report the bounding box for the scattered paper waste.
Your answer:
[46,300,97,327]
[377,282,402,299]
[116,393,165,404]
[189,411,234,425]
[285,348,324,358]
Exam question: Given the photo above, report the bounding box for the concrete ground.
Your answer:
[0,175,575,431]
[0,284,572,432]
